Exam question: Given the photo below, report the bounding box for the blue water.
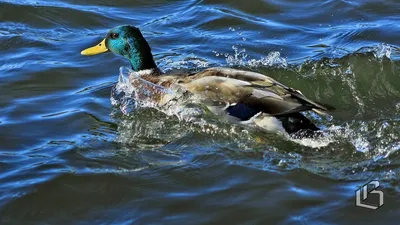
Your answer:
[0,0,399,224]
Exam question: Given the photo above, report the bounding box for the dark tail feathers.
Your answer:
[277,113,319,135]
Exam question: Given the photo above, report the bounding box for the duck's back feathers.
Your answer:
[180,67,335,134]
[182,67,335,116]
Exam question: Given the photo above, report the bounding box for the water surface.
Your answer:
[0,0,399,224]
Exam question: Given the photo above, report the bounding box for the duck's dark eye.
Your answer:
[110,33,119,39]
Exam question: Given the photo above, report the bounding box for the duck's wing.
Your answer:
[182,67,335,117]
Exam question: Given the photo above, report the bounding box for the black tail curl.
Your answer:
[277,113,320,136]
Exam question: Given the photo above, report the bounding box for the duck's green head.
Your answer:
[81,25,157,71]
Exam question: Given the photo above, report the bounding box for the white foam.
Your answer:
[356,43,393,59]
[217,45,288,68]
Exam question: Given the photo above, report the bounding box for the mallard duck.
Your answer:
[81,25,335,134]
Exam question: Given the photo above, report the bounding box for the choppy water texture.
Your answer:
[1,0,400,224]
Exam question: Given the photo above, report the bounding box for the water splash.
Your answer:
[247,52,288,68]
[111,67,206,120]
[217,45,288,68]
[159,54,210,72]
[355,43,393,59]
[327,119,399,159]
[110,67,136,114]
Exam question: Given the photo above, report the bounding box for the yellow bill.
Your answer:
[81,38,108,56]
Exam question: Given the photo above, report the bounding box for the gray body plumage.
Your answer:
[134,67,335,134]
